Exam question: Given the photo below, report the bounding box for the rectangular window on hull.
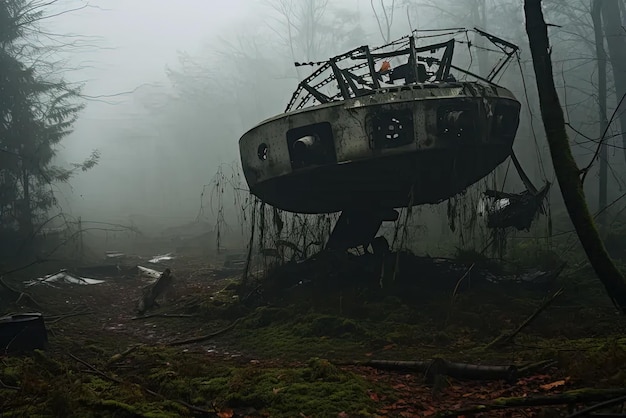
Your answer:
[286,122,337,170]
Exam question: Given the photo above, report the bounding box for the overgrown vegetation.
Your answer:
[2,240,626,416]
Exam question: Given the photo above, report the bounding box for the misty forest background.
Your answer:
[2,0,626,264]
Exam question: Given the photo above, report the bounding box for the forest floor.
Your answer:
[1,245,626,417]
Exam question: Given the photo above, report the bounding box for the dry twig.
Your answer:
[168,318,241,346]
[485,287,564,349]
[0,379,20,391]
[131,313,196,321]
[46,311,93,324]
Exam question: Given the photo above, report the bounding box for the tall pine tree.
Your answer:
[0,0,98,257]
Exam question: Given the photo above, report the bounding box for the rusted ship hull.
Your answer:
[240,82,520,213]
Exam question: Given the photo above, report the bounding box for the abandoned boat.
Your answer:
[239,29,522,215]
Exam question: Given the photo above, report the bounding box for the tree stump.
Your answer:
[136,269,174,315]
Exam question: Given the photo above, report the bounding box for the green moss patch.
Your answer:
[203,357,378,417]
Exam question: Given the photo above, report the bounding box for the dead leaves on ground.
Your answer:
[345,365,571,417]
[217,409,234,418]
[539,378,569,391]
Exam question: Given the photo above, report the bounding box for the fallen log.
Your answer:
[345,358,518,383]
[440,388,626,417]
[517,359,558,375]
[131,313,196,320]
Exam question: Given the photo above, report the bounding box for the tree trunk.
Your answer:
[591,0,609,226]
[524,0,626,313]
[602,0,626,165]
[17,168,36,258]
[20,168,33,237]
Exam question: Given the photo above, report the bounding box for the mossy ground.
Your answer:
[2,238,626,417]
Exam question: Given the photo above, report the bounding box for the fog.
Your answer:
[49,0,256,227]
[22,0,626,251]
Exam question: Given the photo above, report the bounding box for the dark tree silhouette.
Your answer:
[524,0,626,313]
[0,0,99,257]
[591,0,609,226]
